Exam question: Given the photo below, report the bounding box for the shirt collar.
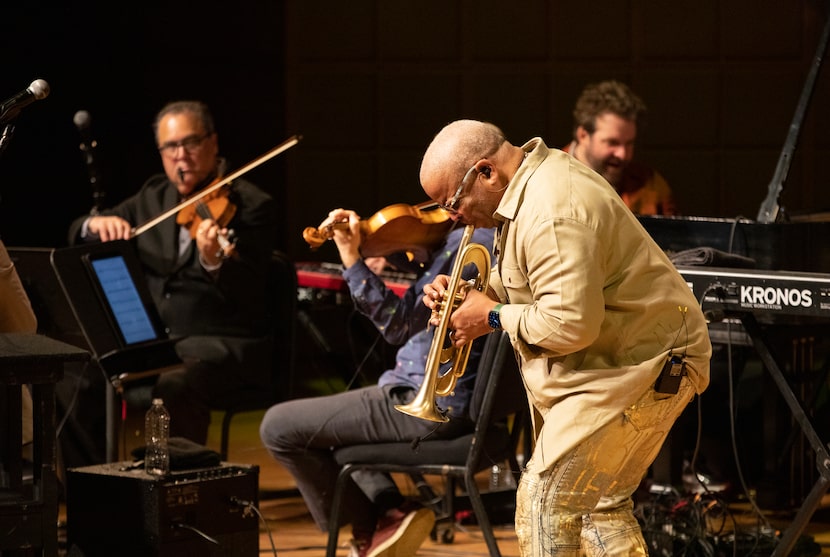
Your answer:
[494,137,547,223]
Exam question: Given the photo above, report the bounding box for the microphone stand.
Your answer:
[79,137,105,215]
[0,123,15,158]
[756,3,830,224]
[81,140,106,215]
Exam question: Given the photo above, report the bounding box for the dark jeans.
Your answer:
[259,383,472,532]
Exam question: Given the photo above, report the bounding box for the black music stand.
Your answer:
[50,240,184,463]
[8,246,89,349]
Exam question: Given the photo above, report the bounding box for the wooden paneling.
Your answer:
[284,0,830,260]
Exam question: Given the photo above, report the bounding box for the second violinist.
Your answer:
[66,100,277,452]
[260,205,495,556]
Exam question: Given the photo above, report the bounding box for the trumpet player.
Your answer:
[260,208,494,557]
[420,120,711,557]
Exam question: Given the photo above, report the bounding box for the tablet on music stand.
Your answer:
[82,251,161,347]
[50,240,181,373]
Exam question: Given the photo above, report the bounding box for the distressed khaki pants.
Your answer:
[515,379,694,556]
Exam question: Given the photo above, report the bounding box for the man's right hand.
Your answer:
[87,215,132,242]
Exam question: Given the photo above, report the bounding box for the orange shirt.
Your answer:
[562,143,677,216]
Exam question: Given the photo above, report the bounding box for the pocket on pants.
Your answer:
[623,380,692,431]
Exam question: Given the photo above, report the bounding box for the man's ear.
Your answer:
[575,126,590,143]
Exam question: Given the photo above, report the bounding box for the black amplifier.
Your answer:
[66,462,259,557]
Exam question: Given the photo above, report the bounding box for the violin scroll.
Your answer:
[302,221,350,250]
[303,226,330,250]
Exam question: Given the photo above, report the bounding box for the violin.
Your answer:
[303,201,454,262]
[175,182,238,256]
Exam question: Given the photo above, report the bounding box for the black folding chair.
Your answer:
[325,330,527,557]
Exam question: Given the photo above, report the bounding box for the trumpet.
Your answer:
[395,225,491,422]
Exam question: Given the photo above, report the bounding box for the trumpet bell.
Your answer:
[395,392,450,423]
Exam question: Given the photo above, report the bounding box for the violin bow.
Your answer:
[131,134,302,237]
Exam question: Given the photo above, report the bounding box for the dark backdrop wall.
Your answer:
[2,0,829,266]
[283,0,830,263]
[0,1,286,249]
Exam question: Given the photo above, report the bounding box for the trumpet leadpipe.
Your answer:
[395,225,491,422]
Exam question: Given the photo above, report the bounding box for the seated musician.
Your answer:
[66,100,277,447]
[563,79,678,216]
[260,208,494,557]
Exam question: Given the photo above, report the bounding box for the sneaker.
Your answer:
[348,536,372,557]
[366,505,436,557]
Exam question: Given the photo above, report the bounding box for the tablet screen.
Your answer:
[88,254,158,345]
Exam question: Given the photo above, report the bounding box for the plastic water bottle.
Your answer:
[144,398,170,476]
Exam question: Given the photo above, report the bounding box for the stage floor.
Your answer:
[57,409,830,557]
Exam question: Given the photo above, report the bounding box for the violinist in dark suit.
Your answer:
[68,100,277,444]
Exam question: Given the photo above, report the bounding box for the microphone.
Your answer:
[74,109,105,214]
[0,79,50,124]
[74,109,100,162]
[73,109,94,146]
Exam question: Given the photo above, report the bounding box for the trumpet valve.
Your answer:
[450,278,477,307]
[432,290,451,318]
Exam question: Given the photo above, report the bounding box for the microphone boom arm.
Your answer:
[756,7,830,224]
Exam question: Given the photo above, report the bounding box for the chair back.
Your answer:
[464,330,526,473]
[468,330,523,423]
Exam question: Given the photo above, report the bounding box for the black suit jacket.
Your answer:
[69,173,278,341]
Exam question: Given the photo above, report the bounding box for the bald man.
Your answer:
[419,119,710,556]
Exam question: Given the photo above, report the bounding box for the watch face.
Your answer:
[488,309,501,330]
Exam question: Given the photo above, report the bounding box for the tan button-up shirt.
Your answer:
[489,139,711,474]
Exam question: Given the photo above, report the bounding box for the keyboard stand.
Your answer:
[738,313,830,556]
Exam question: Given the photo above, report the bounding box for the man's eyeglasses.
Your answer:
[158,133,211,157]
[439,164,479,214]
